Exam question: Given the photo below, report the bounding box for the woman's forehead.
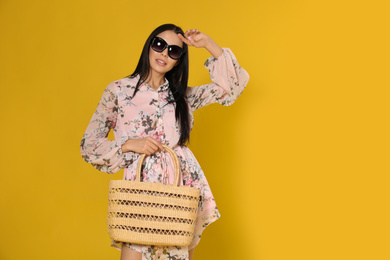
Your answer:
[156,30,183,47]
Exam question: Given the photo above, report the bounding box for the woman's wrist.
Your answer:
[205,38,223,59]
[121,139,133,153]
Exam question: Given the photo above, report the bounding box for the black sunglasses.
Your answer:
[151,36,184,60]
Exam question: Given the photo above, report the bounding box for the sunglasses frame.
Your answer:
[151,36,184,60]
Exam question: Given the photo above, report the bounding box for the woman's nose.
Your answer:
[161,48,168,57]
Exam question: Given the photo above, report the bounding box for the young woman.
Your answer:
[80,23,249,260]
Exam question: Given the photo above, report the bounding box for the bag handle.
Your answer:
[135,144,180,186]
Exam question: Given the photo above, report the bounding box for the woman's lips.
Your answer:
[156,59,167,66]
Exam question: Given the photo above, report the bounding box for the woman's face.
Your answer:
[148,30,183,76]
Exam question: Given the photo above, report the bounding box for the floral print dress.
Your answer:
[80,48,249,260]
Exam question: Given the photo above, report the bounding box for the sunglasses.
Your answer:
[151,36,184,60]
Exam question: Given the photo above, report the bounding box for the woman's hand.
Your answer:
[178,29,223,59]
[121,137,165,155]
[178,29,210,48]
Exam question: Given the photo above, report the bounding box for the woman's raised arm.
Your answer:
[178,29,223,58]
[179,29,249,112]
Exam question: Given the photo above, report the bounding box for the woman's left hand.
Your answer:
[178,29,223,59]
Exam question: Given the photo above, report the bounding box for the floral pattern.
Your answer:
[80,48,249,260]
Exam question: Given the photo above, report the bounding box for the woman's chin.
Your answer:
[151,66,171,76]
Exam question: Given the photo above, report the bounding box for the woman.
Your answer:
[80,23,249,260]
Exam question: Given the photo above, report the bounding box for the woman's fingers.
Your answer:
[179,34,194,46]
[126,137,165,154]
[184,29,196,38]
[187,35,198,46]
[144,142,158,155]
[142,137,165,155]
[187,36,195,46]
[145,147,154,156]
[186,29,199,35]
[147,137,165,152]
[180,29,201,47]
[178,33,190,45]
[145,140,158,152]
[183,31,209,48]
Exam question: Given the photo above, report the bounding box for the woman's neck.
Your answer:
[144,72,165,90]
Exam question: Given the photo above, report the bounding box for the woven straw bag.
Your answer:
[107,144,200,246]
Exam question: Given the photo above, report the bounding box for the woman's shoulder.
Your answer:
[110,75,140,87]
[104,75,140,93]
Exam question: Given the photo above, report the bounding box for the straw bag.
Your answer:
[107,144,200,246]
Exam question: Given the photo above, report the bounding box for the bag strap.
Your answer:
[135,144,181,186]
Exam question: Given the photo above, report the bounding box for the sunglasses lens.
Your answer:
[168,46,182,60]
[152,38,166,52]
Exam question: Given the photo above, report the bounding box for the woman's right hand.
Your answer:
[121,137,165,155]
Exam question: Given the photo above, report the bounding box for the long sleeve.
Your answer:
[185,47,250,112]
[80,80,137,174]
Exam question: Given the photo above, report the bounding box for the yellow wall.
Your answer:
[1,0,389,259]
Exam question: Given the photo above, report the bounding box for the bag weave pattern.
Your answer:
[107,145,200,246]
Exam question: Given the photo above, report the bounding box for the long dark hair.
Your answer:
[125,24,190,146]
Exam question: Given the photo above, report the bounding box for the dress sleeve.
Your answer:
[80,80,137,174]
[185,47,249,112]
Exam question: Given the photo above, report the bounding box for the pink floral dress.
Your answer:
[80,47,249,260]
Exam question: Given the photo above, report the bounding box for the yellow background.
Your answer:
[1,0,389,259]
